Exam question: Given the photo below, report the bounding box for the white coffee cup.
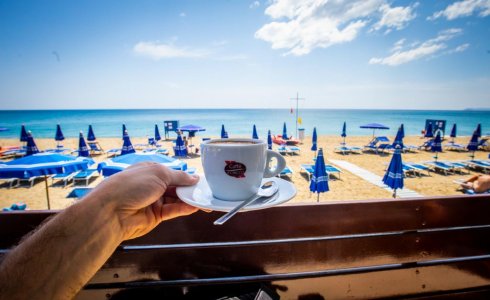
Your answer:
[201,138,286,201]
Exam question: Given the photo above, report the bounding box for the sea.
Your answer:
[0,109,488,139]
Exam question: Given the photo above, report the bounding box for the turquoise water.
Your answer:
[0,109,488,139]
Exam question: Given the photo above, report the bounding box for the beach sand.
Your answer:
[0,135,488,210]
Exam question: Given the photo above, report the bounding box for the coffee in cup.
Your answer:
[201,138,286,201]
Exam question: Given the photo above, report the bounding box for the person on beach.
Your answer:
[460,175,490,193]
[0,162,200,299]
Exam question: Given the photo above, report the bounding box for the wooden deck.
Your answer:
[2,195,490,299]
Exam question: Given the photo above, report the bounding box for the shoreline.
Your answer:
[1,135,488,210]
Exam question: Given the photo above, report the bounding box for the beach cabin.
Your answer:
[2,194,490,299]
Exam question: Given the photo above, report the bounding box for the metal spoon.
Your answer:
[213,181,279,225]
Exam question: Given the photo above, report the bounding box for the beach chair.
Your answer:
[288,146,300,155]
[73,169,98,186]
[325,164,342,180]
[363,136,390,154]
[67,187,93,199]
[51,171,78,187]
[442,161,469,174]
[404,162,431,177]
[423,161,456,176]
[444,141,466,152]
[18,175,43,187]
[88,142,103,155]
[335,143,362,155]
[278,166,293,179]
[0,178,19,188]
[419,139,434,151]
[478,138,489,150]
[300,164,340,181]
[105,148,121,158]
[277,146,291,155]
[464,160,490,174]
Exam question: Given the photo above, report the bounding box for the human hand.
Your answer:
[87,162,199,241]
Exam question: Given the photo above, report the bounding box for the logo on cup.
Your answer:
[224,160,246,178]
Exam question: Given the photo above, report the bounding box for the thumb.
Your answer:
[165,169,200,187]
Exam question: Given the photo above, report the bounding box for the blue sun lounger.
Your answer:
[88,142,104,155]
[464,160,490,174]
[335,143,362,155]
[278,166,293,178]
[363,136,390,154]
[67,187,93,199]
[424,161,459,176]
[404,163,431,176]
[51,171,78,187]
[300,164,341,180]
[444,141,466,152]
[73,169,98,186]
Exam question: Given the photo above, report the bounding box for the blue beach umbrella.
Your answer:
[360,123,389,137]
[267,130,272,150]
[155,124,161,142]
[431,131,443,161]
[475,124,482,138]
[252,125,259,139]
[382,145,404,198]
[400,124,405,139]
[97,152,187,177]
[467,130,479,159]
[174,133,188,157]
[392,126,404,149]
[121,130,135,155]
[178,124,206,145]
[78,132,90,157]
[341,122,347,144]
[20,125,28,143]
[449,123,457,140]
[26,132,40,156]
[311,127,317,152]
[122,124,127,139]
[309,148,329,202]
[282,122,288,139]
[55,124,65,147]
[424,123,434,138]
[87,125,96,142]
[0,153,93,209]
[221,124,228,138]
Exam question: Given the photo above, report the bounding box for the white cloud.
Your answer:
[250,1,260,9]
[133,41,209,60]
[369,28,463,66]
[429,0,490,20]
[371,2,418,33]
[179,12,186,17]
[255,0,418,56]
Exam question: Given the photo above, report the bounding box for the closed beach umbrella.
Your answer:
[26,132,40,156]
[155,124,161,142]
[467,130,479,159]
[392,126,404,149]
[87,125,96,142]
[282,122,288,139]
[475,124,482,138]
[382,145,404,198]
[424,123,434,138]
[400,124,405,139]
[221,124,228,138]
[122,124,127,139]
[309,148,329,202]
[97,152,187,177]
[20,125,28,143]
[449,123,457,140]
[55,124,65,147]
[121,130,135,155]
[341,122,347,144]
[311,127,317,152]
[360,123,389,138]
[267,130,272,150]
[431,131,443,161]
[78,132,90,157]
[0,153,93,209]
[174,134,187,157]
[252,125,259,140]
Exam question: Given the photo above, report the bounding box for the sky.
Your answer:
[0,0,489,110]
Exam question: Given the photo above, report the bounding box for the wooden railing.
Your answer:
[2,195,490,299]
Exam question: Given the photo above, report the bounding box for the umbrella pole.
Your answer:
[393,189,397,198]
[44,175,51,210]
[317,193,319,203]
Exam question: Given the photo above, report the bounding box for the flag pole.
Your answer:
[290,92,305,139]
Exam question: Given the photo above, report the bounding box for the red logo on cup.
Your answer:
[224,160,246,178]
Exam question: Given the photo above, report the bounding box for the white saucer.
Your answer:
[176,175,296,212]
